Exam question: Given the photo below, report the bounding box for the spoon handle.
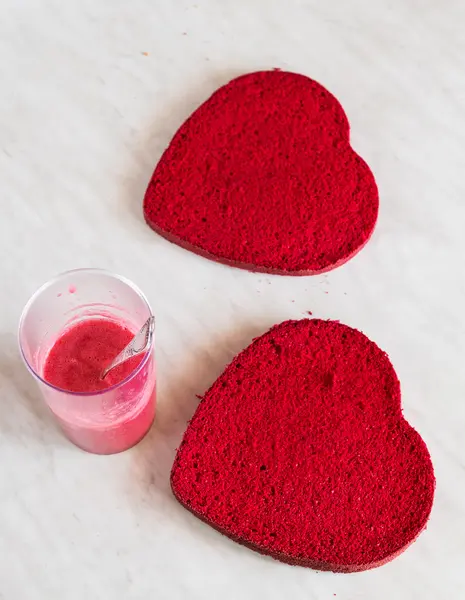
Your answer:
[101,316,155,379]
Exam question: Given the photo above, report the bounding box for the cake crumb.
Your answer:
[141,51,149,56]
[307,310,312,315]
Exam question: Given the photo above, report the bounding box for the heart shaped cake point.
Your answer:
[171,319,435,571]
[144,71,379,274]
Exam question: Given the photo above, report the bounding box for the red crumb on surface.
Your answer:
[307,310,313,315]
[144,70,378,275]
[171,319,435,572]
[68,285,76,294]
[44,319,143,393]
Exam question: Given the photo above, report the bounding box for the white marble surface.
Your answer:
[0,0,464,597]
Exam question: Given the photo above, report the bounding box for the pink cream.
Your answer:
[43,318,155,454]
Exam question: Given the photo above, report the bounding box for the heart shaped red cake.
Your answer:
[144,71,379,274]
[171,320,435,571]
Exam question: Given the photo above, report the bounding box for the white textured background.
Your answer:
[1,0,464,598]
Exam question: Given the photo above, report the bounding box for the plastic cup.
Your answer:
[18,268,156,454]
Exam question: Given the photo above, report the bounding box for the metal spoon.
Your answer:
[101,316,155,380]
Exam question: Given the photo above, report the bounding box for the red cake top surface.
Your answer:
[144,71,379,275]
[171,319,435,570]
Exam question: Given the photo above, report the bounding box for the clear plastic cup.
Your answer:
[18,268,156,454]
